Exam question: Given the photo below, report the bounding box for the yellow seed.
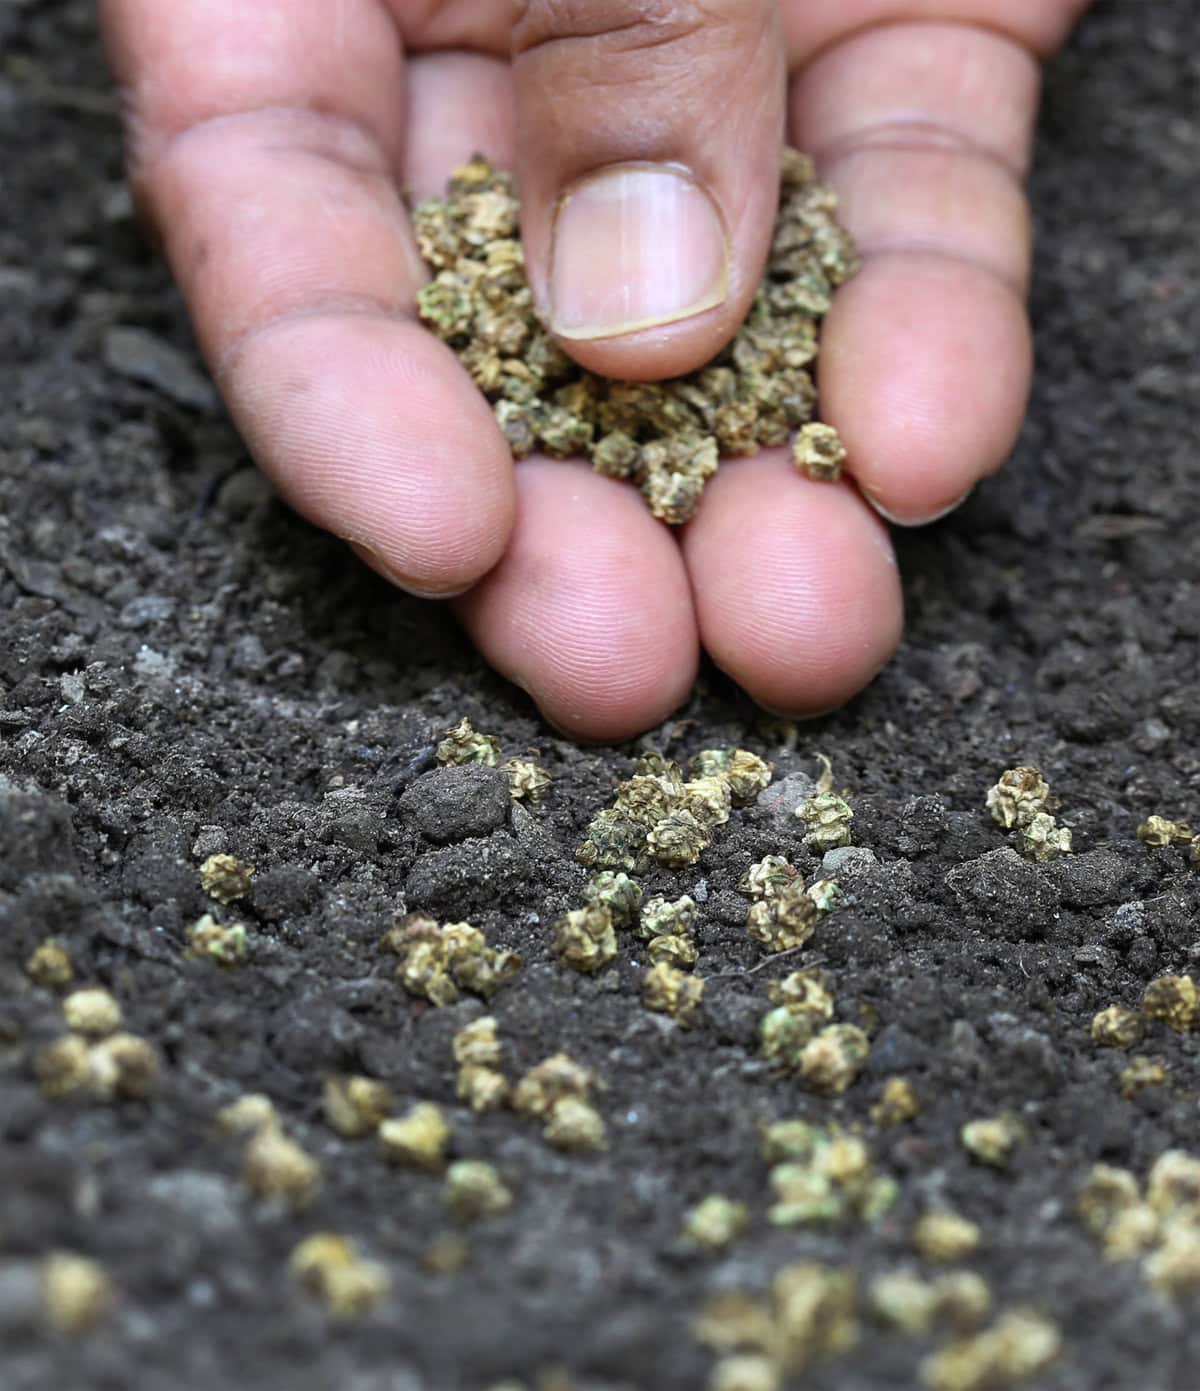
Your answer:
[913,1210,982,1264]
[290,1233,389,1318]
[243,1127,320,1208]
[42,1253,113,1332]
[199,852,254,904]
[379,1103,451,1171]
[62,987,122,1038]
[26,940,73,990]
[323,1075,393,1138]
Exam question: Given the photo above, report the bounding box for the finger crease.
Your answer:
[212,299,412,388]
[513,13,706,63]
[816,118,1026,185]
[795,15,1059,72]
[854,242,1027,301]
[133,104,396,192]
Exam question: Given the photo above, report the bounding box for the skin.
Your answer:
[100,0,1093,740]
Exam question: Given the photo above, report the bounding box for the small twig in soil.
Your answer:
[701,951,826,984]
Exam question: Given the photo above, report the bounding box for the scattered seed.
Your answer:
[871,1077,920,1127]
[643,961,706,1026]
[436,717,501,767]
[216,1093,278,1136]
[379,1103,451,1172]
[323,1075,393,1138]
[913,1210,982,1264]
[41,1253,113,1333]
[199,852,254,904]
[290,1233,390,1318]
[543,1096,606,1153]
[186,913,248,966]
[1119,1056,1167,1098]
[243,1125,320,1208]
[796,792,854,852]
[1136,815,1194,847]
[792,422,846,482]
[445,1160,513,1224]
[62,987,121,1038]
[421,1234,472,1276]
[552,902,618,973]
[985,768,1051,830]
[25,939,73,990]
[685,1195,749,1252]
[798,1024,870,1095]
[503,755,550,802]
[512,1053,596,1119]
[920,1309,1060,1391]
[1142,973,1198,1032]
[1090,1004,1144,1048]
[960,1114,1026,1169]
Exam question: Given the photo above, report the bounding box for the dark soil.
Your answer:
[2,2,1199,1389]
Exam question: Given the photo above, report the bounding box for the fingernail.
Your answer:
[347,541,470,600]
[758,700,842,721]
[549,163,728,340]
[863,486,973,528]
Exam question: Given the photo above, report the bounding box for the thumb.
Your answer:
[511,0,786,381]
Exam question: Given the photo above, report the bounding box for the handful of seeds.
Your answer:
[413,150,857,523]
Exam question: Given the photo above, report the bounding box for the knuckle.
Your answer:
[512,0,757,62]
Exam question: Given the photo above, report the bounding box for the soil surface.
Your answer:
[2,3,1199,1389]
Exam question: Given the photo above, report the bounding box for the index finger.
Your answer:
[100,0,515,596]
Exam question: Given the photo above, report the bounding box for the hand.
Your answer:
[101,0,1091,739]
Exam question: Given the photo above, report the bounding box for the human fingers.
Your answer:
[454,460,699,742]
[508,0,787,381]
[788,10,1087,523]
[100,0,515,596]
[681,453,902,715]
[403,51,697,738]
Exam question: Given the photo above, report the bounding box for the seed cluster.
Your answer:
[576,749,772,875]
[869,1269,991,1336]
[558,748,772,1017]
[290,1234,390,1319]
[739,854,842,953]
[921,1309,1061,1391]
[1078,1150,1200,1293]
[512,1051,606,1153]
[35,985,158,1105]
[436,716,551,803]
[699,1252,1052,1391]
[763,1120,897,1227]
[414,151,856,524]
[695,1261,860,1386]
[453,1016,510,1113]
[452,1023,607,1153]
[1136,813,1200,862]
[985,766,1072,862]
[758,969,870,1092]
[385,911,522,1006]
